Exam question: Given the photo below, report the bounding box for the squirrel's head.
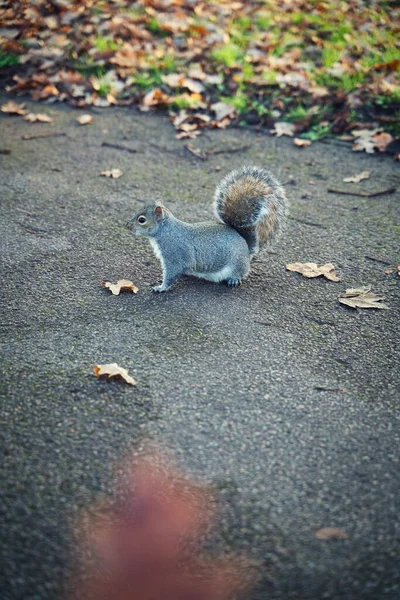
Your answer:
[126,204,167,237]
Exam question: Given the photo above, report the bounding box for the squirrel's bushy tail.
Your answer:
[214,166,288,254]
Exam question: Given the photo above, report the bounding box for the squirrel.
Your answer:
[126,165,288,292]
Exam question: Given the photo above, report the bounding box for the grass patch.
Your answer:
[212,44,244,67]
[0,50,19,68]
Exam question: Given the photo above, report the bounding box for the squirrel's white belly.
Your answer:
[190,265,233,283]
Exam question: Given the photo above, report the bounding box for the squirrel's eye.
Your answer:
[137,216,147,225]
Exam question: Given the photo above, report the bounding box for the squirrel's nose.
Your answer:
[126,220,133,230]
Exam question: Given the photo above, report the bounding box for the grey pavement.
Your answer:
[1,91,399,600]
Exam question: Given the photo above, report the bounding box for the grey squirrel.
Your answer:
[126,166,288,292]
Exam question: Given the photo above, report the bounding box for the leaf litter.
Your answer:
[286,263,341,282]
[338,287,389,309]
[1,0,398,152]
[315,528,349,540]
[93,363,136,386]
[101,279,138,295]
[100,168,123,179]
[24,112,53,123]
[343,171,370,183]
[77,114,93,125]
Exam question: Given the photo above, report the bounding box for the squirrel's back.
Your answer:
[214,165,288,254]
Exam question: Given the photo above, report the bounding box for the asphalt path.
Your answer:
[1,93,399,599]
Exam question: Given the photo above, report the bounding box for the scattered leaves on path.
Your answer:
[338,287,389,309]
[93,363,136,386]
[286,262,341,282]
[100,168,123,179]
[294,138,311,148]
[343,171,370,183]
[101,280,138,296]
[1,101,27,115]
[24,113,53,123]
[77,114,93,125]
[315,528,349,540]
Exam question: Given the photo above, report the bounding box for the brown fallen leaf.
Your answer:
[338,287,389,309]
[101,279,138,295]
[271,122,296,137]
[210,101,236,122]
[1,101,27,115]
[315,527,349,540]
[294,138,311,147]
[77,114,93,125]
[93,363,136,385]
[24,113,54,123]
[286,262,341,282]
[384,269,394,275]
[100,168,123,179]
[343,170,370,183]
[373,131,394,152]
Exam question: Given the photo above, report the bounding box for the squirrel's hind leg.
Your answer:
[226,278,241,287]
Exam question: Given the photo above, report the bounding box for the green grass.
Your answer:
[93,36,120,53]
[0,51,19,68]
[212,44,244,67]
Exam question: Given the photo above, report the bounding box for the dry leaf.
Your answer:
[141,88,170,109]
[176,130,201,139]
[294,138,311,147]
[100,169,123,179]
[343,171,370,183]
[338,287,389,309]
[101,279,138,295]
[24,113,54,123]
[373,131,393,152]
[315,528,349,540]
[271,122,296,137]
[77,114,93,125]
[1,101,27,115]
[384,269,394,275]
[286,262,341,282]
[93,363,136,385]
[210,101,236,122]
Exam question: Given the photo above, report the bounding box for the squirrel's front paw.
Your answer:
[152,285,167,293]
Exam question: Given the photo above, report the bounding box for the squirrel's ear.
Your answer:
[154,205,164,222]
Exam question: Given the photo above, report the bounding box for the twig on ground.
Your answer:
[327,186,396,198]
[207,144,251,155]
[314,385,344,392]
[101,141,137,154]
[184,144,208,160]
[365,255,391,266]
[22,132,66,140]
[0,149,11,154]
[254,320,283,327]
[288,216,326,228]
